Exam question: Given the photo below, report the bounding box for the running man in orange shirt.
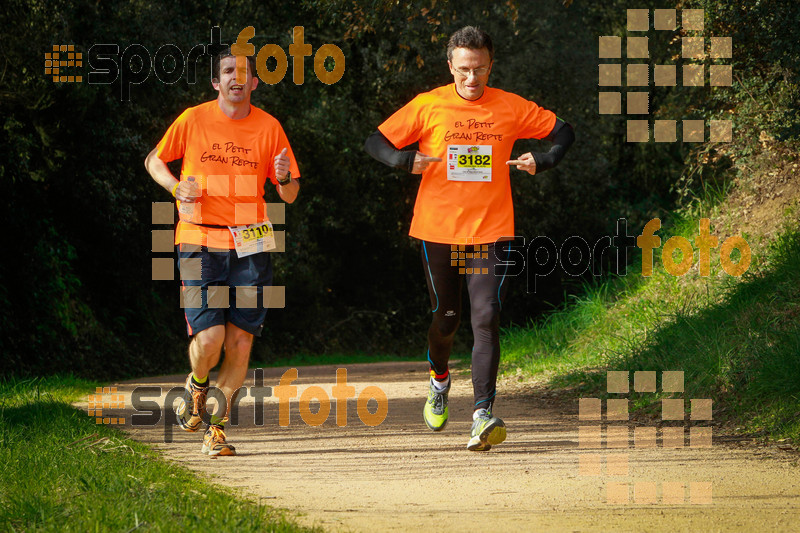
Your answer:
[145,48,300,456]
[365,26,574,451]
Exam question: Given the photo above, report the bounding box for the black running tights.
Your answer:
[421,241,511,412]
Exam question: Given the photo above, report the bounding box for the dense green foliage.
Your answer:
[501,218,800,440]
[0,377,317,531]
[2,0,798,378]
[497,0,800,436]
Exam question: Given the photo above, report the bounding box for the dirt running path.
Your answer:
[97,362,800,532]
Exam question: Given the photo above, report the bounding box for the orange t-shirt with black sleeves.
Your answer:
[378,84,556,245]
[156,101,301,249]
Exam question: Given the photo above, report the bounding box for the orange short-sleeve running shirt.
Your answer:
[156,101,300,249]
[378,84,556,244]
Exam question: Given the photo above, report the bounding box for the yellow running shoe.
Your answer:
[423,379,450,431]
[467,409,506,451]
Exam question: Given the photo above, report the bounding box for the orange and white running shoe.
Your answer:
[176,373,208,432]
[202,423,236,456]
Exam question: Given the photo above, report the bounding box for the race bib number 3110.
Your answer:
[447,145,492,182]
[229,221,276,258]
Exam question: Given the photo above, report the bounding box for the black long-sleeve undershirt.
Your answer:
[364,119,575,174]
[363,130,417,172]
[531,119,575,173]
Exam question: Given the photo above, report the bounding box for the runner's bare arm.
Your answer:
[144,148,198,202]
[274,147,299,203]
[277,179,299,203]
[364,130,441,174]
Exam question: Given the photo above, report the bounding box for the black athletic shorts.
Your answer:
[177,244,273,337]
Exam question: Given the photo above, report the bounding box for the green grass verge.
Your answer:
[501,217,800,441]
[0,376,319,532]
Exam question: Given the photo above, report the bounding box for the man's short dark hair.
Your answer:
[213,46,257,81]
[447,26,494,62]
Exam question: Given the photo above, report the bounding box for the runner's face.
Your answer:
[214,56,258,104]
[448,47,492,101]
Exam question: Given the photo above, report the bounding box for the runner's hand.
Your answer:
[412,152,442,174]
[506,153,537,175]
[274,147,291,182]
[175,177,200,202]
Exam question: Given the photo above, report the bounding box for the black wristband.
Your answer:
[277,171,292,185]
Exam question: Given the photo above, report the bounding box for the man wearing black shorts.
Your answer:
[365,26,574,450]
[145,48,300,456]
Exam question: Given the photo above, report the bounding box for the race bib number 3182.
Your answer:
[447,145,492,182]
